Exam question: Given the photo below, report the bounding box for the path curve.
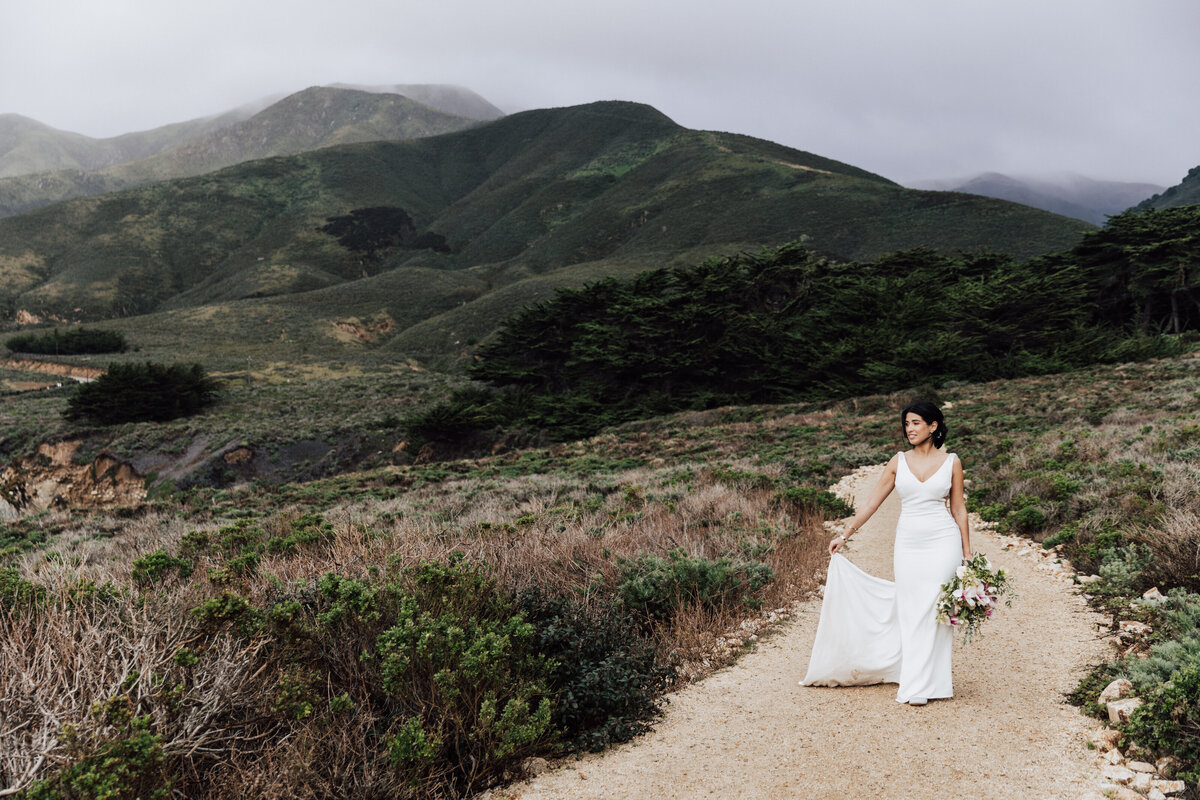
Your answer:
[501,464,1113,800]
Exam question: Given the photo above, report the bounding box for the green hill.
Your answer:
[0,101,1094,359]
[1135,165,1200,211]
[0,87,487,218]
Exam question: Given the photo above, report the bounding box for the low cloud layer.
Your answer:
[2,0,1197,185]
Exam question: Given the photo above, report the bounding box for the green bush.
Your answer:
[773,486,854,518]
[1126,591,1200,690]
[1096,544,1155,598]
[0,567,46,614]
[6,328,127,355]
[65,362,219,425]
[618,548,774,620]
[23,696,170,800]
[516,586,673,752]
[1123,666,1200,785]
[130,550,193,585]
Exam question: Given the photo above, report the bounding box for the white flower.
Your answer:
[956,565,968,579]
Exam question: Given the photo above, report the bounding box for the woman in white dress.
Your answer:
[800,401,971,705]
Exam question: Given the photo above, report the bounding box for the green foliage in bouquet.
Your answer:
[935,553,1015,644]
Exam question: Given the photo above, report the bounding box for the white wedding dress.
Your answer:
[800,451,962,702]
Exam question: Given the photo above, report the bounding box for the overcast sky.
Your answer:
[2,0,1197,186]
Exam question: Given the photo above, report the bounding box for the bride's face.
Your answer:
[904,413,937,446]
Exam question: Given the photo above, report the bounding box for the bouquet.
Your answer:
[935,553,1014,643]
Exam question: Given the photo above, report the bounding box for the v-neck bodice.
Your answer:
[896,451,955,520]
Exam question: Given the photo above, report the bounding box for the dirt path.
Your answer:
[503,463,1113,800]
[4,357,103,381]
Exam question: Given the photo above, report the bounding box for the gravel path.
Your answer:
[501,463,1114,800]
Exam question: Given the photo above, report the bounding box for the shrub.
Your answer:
[0,567,46,614]
[1096,544,1155,598]
[617,548,774,620]
[773,486,854,518]
[515,586,673,752]
[23,696,171,800]
[370,557,556,793]
[1123,666,1200,785]
[65,362,219,425]
[6,327,127,355]
[1126,591,1200,690]
[130,550,193,585]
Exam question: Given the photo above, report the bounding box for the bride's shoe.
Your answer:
[907,697,928,706]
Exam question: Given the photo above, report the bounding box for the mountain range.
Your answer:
[0,85,499,218]
[910,172,1163,225]
[0,100,1097,366]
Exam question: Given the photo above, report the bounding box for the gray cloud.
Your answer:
[2,0,1197,185]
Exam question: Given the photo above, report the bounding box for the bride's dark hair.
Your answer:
[901,400,947,448]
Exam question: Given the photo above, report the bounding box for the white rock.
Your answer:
[1107,748,1125,765]
[1132,772,1153,794]
[1105,787,1148,800]
[1156,756,1181,778]
[1088,728,1122,751]
[1099,678,1134,704]
[1078,574,1102,584]
[1148,789,1167,800]
[1119,620,1153,636]
[1107,697,1145,725]
[1101,764,1136,784]
[1153,779,1187,795]
[1128,760,1157,773]
[1142,586,1165,603]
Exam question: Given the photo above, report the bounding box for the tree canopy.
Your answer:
[407,206,1200,445]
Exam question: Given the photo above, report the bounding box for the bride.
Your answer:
[800,400,971,705]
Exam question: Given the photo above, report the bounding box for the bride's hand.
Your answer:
[828,535,845,555]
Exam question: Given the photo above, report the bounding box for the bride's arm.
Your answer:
[829,454,898,554]
[949,456,970,560]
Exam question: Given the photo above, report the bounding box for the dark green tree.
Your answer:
[6,328,127,355]
[320,206,415,263]
[1072,205,1200,333]
[65,362,219,425]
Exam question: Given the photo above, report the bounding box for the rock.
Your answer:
[1126,741,1155,761]
[1148,789,1167,800]
[1119,621,1153,640]
[1099,679,1134,704]
[1101,764,1136,785]
[522,757,550,777]
[1101,783,1148,800]
[1156,756,1181,779]
[1153,779,1187,795]
[1132,772,1153,794]
[1107,697,1145,725]
[1078,574,1102,584]
[1142,587,1165,603]
[1088,728,1123,752]
[1128,760,1156,773]
[1107,748,1125,765]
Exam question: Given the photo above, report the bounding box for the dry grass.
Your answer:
[0,459,831,796]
